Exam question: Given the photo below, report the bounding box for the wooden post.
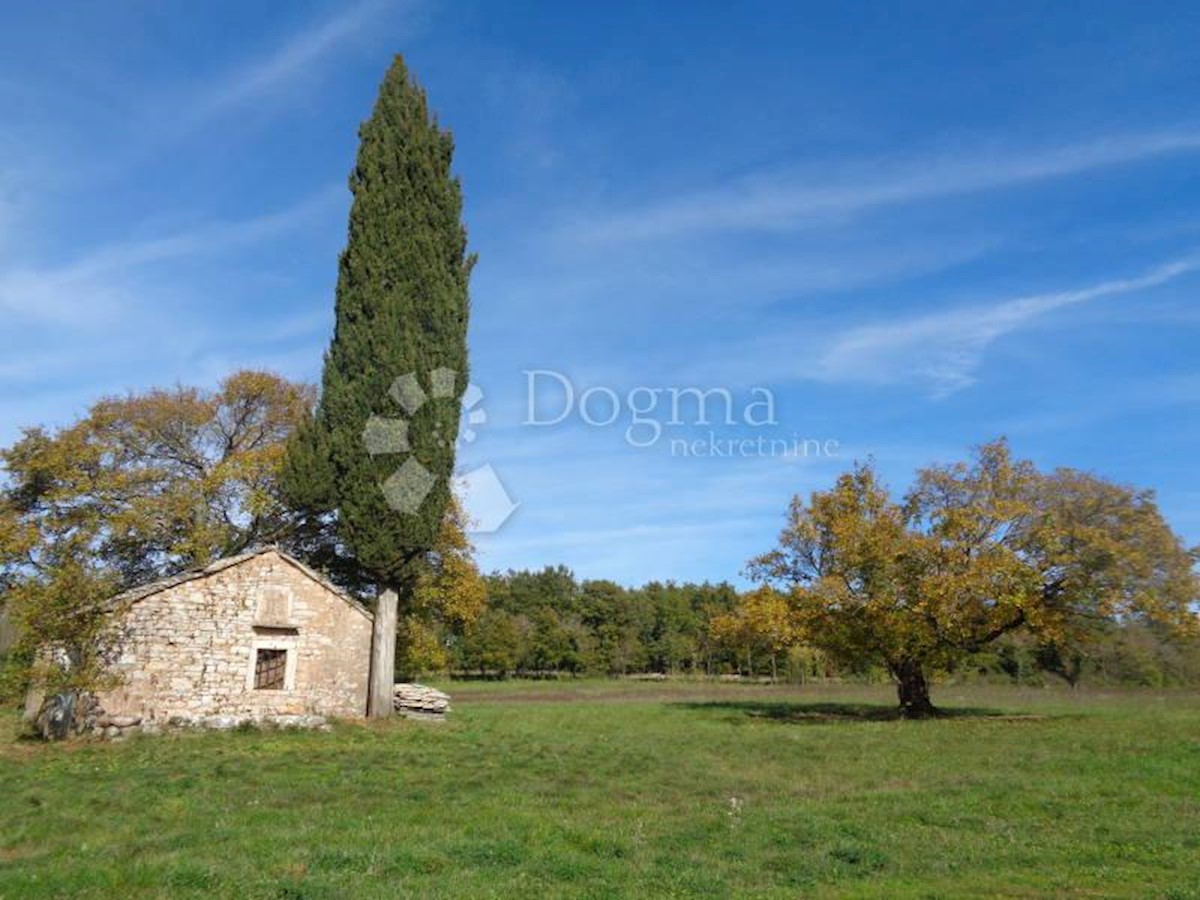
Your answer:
[368,587,398,718]
[23,683,46,723]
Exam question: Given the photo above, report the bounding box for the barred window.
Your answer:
[254,648,287,690]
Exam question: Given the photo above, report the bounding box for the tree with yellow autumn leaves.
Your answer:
[0,371,484,697]
[709,587,799,680]
[747,440,1199,717]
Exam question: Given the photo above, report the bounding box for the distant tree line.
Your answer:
[402,565,1200,689]
[446,570,742,679]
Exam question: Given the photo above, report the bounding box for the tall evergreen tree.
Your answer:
[283,56,472,595]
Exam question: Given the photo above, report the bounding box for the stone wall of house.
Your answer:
[95,551,373,723]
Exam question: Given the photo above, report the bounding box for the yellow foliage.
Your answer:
[0,371,315,697]
[411,499,487,629]
[396,618,451,675]
[748,440,1200,711]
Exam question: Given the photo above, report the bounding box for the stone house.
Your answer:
[31,548,385,731]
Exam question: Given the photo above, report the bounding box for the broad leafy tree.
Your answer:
[749,440,1199,716]
[710,587,798,680]
[0,371,484,700]
[0,371,313,696]
[1,371,313,584]
[396,499,487,676]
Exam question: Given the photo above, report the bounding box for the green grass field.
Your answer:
[2,681,1199,898]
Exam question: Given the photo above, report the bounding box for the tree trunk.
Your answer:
[893,659,937,719]
[368,587,398,718]
[1066,653,1083,689]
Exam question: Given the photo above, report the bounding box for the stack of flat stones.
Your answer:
[94,712,152,740]
[31,693,153,741]
[393,683,451,720]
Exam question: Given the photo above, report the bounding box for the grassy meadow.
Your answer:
[2,680,1199,898]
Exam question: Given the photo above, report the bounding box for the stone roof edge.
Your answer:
[107,547,375,622]
[270,550,375,622]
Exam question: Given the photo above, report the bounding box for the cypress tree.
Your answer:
[284,55,472,595]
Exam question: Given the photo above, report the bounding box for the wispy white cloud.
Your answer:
[566,130,1200,245]
[685,256,1200,396]
[183,0,397,127]
[815,256,1200,395]
[0,2,400,197]
[0,186,340,327]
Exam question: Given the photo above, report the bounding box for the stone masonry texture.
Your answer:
[93,550,373,724]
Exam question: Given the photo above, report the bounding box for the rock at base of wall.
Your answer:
[93,712,329,738]
[175,713,330,732]
[33,693,77,741]
[33,691,109,740]
[200,715,242,731]
[393,683,450,719]
[32,694,333,740]
[263,714,330,730]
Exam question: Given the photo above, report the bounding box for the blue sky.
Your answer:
[2,1,1199,585]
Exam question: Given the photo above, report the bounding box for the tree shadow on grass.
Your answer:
[670,700,1025,725]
